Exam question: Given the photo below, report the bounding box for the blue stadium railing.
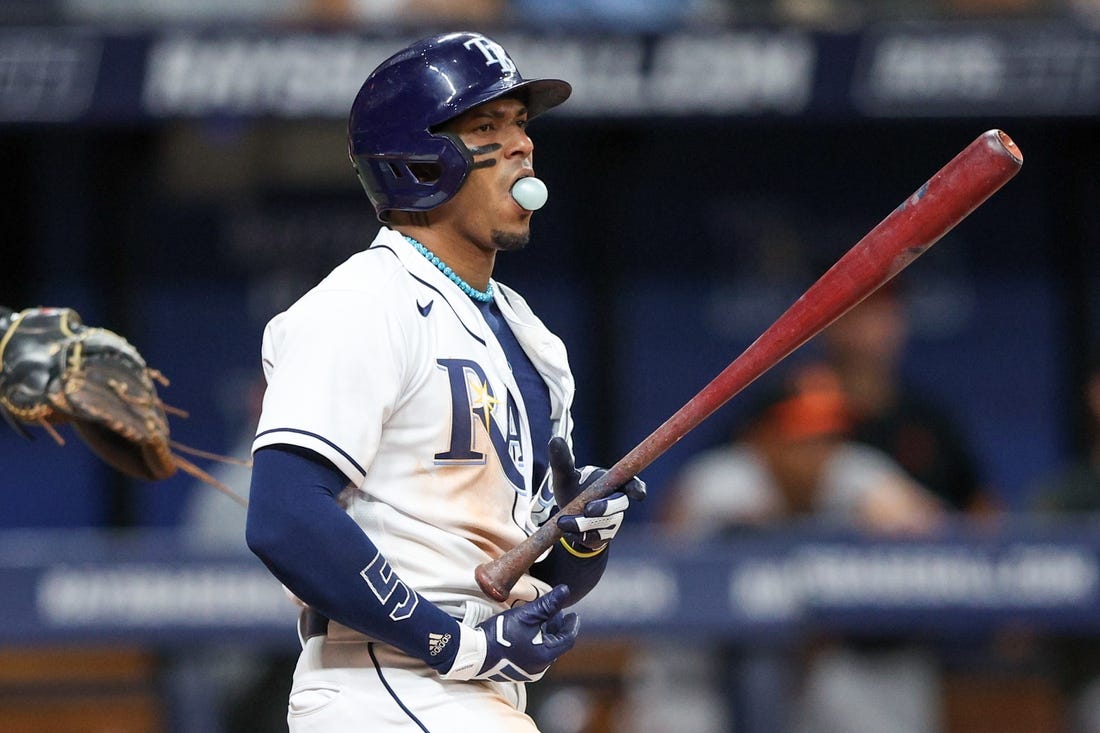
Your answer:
[4,517,1100,646]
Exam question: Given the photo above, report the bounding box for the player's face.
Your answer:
[438,97,536,252]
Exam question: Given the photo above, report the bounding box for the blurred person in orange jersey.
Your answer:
[618,364,945,733]
[664,363,944,539]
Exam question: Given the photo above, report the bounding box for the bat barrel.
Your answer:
[475,129,1023,603]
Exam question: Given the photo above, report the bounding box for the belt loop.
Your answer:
[298,608,330,647]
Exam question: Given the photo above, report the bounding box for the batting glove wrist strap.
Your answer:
[558,536,607,558]
[438,584,579,683]
[437,622,489,681]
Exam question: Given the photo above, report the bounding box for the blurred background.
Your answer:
[3,0,1100,731]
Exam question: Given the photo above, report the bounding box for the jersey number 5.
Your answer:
[360,553,420,621]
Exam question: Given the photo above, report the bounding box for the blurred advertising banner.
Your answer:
[4,521,1100,646]
[1,22,1098,124]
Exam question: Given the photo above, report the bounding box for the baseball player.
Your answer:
[246,31,646,732]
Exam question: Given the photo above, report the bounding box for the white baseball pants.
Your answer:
[286,635,541,733]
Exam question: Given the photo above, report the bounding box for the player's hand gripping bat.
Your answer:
[476,129,1023,603]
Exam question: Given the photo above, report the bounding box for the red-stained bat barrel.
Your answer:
[476,129,1023,603]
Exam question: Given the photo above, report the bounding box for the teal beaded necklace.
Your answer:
[404,235,494,303]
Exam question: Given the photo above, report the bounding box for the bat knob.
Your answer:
[475,562,510,602]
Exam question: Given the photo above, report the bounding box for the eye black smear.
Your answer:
[468,143,501,170]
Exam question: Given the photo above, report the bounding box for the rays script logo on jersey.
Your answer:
[435,358,525,491]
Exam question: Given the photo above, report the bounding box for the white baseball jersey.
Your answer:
[254,226,575,618]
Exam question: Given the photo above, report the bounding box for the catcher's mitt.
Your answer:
[0,306,247,506]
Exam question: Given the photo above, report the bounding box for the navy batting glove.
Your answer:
[440,584,579,683]
[548,437,646,553]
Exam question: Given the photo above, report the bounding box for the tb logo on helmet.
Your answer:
[463,37,517,74]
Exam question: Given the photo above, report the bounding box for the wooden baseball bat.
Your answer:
[476,129,1023,602]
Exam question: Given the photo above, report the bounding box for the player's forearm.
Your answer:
[246,446,462,671]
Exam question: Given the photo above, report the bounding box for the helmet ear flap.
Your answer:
[407,162,442,184]
[351,134,471,221]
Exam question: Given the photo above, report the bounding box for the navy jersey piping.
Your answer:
[368,643,433,732]
[254,428,365,477]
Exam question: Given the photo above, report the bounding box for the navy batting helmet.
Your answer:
[348,32,571,221]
